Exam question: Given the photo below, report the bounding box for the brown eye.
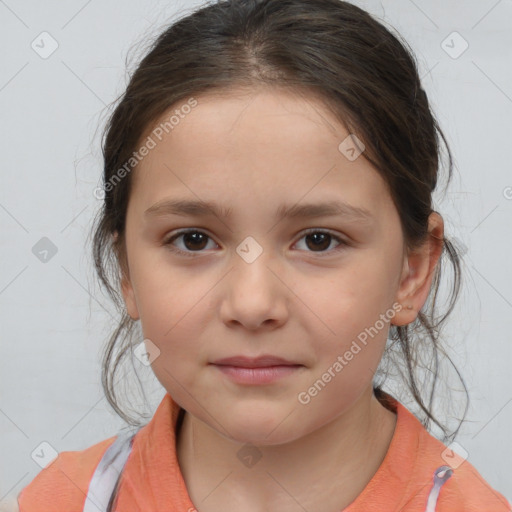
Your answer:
[163,228,348,259]
[294,229,347,255]
[163,229,217,257]
[304,232,331,251]
[180,231,209,251]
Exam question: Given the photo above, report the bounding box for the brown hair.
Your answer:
[91,1,469,477]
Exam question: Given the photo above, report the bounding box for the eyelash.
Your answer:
[162,228,349,258]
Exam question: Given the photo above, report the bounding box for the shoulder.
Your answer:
[436,456,511,511]
[17,435,117,512]
[414,421,511,511]
[387,398,510,511]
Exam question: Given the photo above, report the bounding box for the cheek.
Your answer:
[291,258,393,365]
[132,254,207,333]
[295,258,392,328]
[132,280,211,395]
[142,294,208,404]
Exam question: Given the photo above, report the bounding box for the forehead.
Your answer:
[129,86,394,222]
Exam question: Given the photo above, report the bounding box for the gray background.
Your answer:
[1,0,511,506]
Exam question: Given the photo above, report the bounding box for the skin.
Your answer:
[117,86,444,511]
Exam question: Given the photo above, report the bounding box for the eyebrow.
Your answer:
[144,198,374,223]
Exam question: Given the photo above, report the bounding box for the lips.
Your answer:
[211,355,301,368]
[210,355,303,385]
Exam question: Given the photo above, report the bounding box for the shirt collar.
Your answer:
[118,390,422,511]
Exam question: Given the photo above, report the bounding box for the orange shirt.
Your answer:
[18,391,511,511]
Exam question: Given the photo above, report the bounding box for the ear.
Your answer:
[391,212,444,326]
[112,231,140,321]
[121,274,140,321]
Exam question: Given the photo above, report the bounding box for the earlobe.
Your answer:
[391,257,424,326]
[391,212,444,326]
[113,230,140,321]
[121,275,140,321]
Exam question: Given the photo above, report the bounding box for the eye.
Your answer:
[163,228,348,258]
[293,228,348,255]
[163,229,218,258]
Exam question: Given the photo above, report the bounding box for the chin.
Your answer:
[219,409,307,447]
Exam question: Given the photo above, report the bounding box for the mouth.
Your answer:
[209,355,304,385]
[211,355,301,368]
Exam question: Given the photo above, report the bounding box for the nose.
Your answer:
[219,249,289,332]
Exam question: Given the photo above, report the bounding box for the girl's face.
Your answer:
[120,87,421,444]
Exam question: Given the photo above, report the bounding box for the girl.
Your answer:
[17,0,511,510]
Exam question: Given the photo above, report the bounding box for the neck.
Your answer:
[176,386,397,511]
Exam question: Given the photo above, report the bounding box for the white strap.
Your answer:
[83,431,136,512]
[424,465,453,512]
